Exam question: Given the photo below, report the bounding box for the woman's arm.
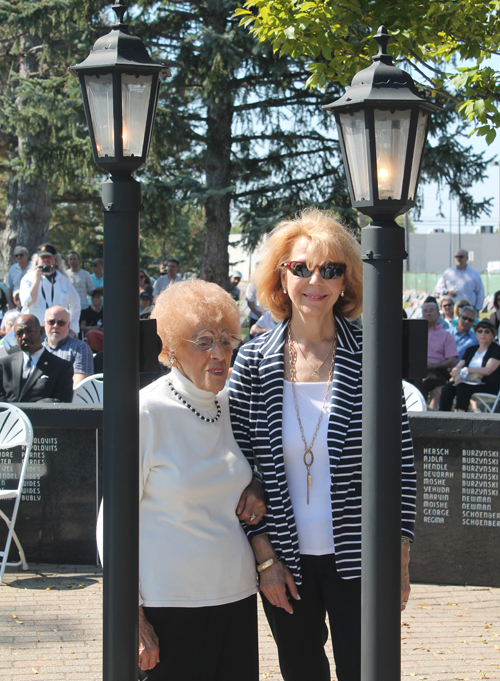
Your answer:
[22,268,43,307]
[236,477,266,525]
[251,533,299,613]
[467,357,500,377]
[450,358,466,382]
[138,605,160,670]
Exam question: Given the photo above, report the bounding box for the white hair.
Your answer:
[27,252,68,277]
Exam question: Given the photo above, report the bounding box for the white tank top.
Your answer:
[282,380,335,556]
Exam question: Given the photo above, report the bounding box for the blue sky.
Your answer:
[413,55,500,235]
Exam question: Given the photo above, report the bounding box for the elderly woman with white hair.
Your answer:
[137,279,264,681]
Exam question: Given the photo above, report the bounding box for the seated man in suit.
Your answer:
[0,314,73,403]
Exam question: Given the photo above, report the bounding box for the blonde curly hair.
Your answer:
[255,208,362,321]
[151,279,240,365]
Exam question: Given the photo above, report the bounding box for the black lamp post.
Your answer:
[70,4,168,680]
[324,26,438,681]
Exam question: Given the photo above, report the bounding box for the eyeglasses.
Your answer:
[282,261,346,280]
[46,319,68,327]
[476,328,493,334]
[461,317,475,323]
[14,253,25,258]
[455,255,466,259]
[183,332,241,352]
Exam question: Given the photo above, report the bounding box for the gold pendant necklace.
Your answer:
[287,324,336,504]
[290,329,335,381]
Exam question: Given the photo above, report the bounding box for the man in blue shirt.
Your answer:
[450,305,477,359]
[43,306,94,387]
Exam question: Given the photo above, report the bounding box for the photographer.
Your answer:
[19,243,81,336]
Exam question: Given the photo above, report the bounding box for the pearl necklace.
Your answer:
[166,381,221,423]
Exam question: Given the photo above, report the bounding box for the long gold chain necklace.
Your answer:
[290,329,335,381]
[287,324,336,504]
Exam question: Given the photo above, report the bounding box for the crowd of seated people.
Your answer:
[406,292,500,411]
[2,242,499,414]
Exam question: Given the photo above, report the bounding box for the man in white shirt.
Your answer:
[153,258,182,297]
[19,243,81,336]
[435,249,485,313]
[66,252,94,311]
[5,246,29,309]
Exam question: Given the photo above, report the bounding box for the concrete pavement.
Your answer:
[1,565,499,680]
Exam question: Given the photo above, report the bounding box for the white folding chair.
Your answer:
[0,403,34,584]
[403,380,428,412]
[470,388,500,413]
[73,373,103,404]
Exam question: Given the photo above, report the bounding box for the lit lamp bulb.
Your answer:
[377,150,393,199]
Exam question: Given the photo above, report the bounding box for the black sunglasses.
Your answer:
[46,319,68,327]
[461,316,475,323]
[282,261,346,280]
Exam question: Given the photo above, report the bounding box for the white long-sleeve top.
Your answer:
[20,270,81,334]
[139,368,258,607]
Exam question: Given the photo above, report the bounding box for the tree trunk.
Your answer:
[200,101,233,289]
[198,6,233,290]
[1,33,51,269]
[3,175,51,265]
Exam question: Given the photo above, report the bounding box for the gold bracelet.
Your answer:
[401,537,410,549]
[257,556,281,573]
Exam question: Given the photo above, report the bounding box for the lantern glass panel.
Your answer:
[121,74,153,157]
[408,111,429,201]
[339,111,370,201]
[84,74,115,157]
[374,109,411,200]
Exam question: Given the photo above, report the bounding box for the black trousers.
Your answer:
[142,594,258,681]
[439,381,496,411]
[262,554,361,681]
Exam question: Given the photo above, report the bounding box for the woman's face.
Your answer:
[281,236,344,320]
[173,321,235,394]
[476,327,494,345]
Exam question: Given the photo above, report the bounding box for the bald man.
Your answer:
[0,314,73,403]
[435,249,485,313]
[43,306,94,387]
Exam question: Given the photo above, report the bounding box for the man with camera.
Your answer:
[19,243,81,336]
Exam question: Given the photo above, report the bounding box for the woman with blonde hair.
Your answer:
[229,208,416,681]
[138,279,264,681]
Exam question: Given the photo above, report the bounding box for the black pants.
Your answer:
[262,554,361,681]
[142,594,258,681]
[439,381,496,411]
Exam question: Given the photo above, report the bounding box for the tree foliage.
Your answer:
[235,0,500,142]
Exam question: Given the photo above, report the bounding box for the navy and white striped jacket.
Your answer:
[229,315,416,584]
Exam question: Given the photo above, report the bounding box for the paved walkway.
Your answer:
[1,565,499,680]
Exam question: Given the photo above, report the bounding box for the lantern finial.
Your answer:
[112,1,128,30]
[373,26,392,65]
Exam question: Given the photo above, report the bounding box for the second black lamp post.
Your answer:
[325,26,438,681]
[70,3,169,679]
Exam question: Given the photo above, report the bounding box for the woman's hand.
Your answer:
[251,533,299,613]
[401,544,411,611]
[259,560,300,614]
[237,478,266,525]
[138,605,160,671]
